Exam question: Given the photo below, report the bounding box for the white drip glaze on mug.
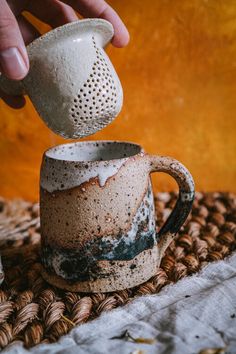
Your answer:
[40,158,128,193]
[40,141,141,193]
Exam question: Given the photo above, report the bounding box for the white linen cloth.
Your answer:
[4,253,236,354]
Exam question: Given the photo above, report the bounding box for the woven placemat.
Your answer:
[0,192,235,349]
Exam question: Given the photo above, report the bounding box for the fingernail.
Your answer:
[0,47,28,80]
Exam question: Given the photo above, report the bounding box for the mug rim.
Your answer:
[44,140,143,163]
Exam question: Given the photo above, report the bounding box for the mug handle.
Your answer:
[148,155,195,258]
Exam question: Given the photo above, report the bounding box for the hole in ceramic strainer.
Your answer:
[69,36,118,135]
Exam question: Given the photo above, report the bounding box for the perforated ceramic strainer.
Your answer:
[0,19,123,139]
[68,34,121,138]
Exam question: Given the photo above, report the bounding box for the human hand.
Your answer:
[0,0,129,108]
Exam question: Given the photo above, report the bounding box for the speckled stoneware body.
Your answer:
[0,19,123,139]
[40,141,195,292]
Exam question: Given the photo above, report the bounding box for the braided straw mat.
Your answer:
[0,192,235,349]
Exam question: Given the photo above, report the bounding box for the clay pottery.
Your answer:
[0,19,123,139]
[40,141,195,292]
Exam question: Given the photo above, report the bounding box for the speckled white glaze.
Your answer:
[40,140,195,292]
[0,19,123,139]
[40,141,141,192]
[100,182,156,260]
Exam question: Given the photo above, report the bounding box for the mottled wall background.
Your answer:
[0,0,235,200]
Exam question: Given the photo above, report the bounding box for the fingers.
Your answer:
[98,5,130,47]
[17,15,40,45]
[0,0,29,80]
[26,0,78,28]
[0,89,25,108]
[62,0,129,47]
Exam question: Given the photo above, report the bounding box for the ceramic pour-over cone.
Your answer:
[0,19,123,139]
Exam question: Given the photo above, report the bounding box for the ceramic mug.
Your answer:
[40,141,194,292]
[0,19,123,139]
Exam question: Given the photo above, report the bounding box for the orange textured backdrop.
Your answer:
[0,0,236,201]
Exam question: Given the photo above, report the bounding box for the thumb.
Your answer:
[0,0,29,80]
